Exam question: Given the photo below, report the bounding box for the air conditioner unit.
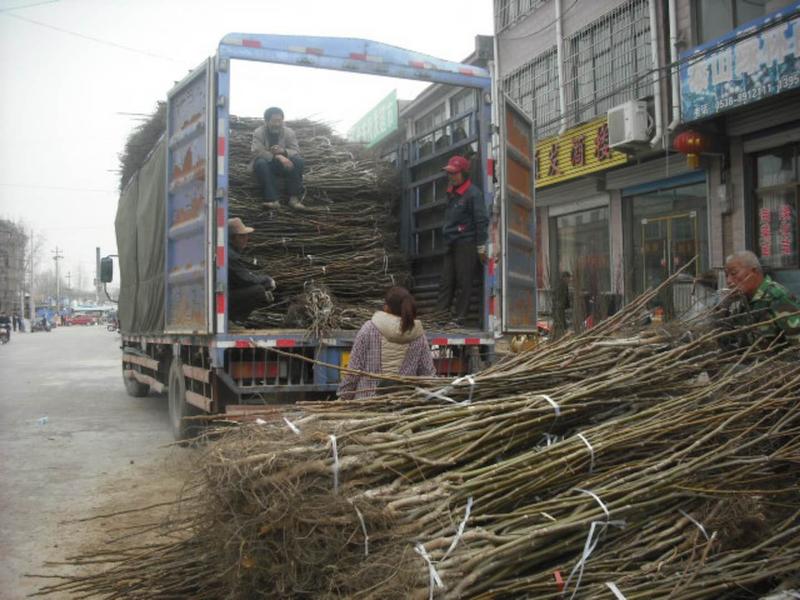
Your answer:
[607,101,650,149]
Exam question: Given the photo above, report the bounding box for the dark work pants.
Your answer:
[253,156,305,202]
[436,239,478,321]
[229,284,266,322]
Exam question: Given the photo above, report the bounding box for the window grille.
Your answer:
[414,103,446,137]
[502,47,561,138]
[494,0,547,34]
[563,0,652,124]
[450,89,477,118]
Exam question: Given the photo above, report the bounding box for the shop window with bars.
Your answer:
[494,0,547,33]
[563,0,652,124]
[502,47,561,138]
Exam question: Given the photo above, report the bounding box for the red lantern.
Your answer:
[673,130,708,169]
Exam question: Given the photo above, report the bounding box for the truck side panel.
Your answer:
[500,95,537,332]
[164,59,214,334]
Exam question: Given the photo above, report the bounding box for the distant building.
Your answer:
[0,219,27,315]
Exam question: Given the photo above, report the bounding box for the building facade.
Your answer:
[495,0,799,327]
[677,0,800,292]
[0,219,27,316]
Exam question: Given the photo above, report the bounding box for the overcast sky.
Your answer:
[0,0,493,292]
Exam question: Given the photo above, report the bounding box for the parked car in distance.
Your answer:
[66,314,96,326]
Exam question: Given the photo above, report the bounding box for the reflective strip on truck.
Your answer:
[217,124,226,177]
[430,337,490,346]
[217,338,299,349]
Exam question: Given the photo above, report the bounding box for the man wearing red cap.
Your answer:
[436,155,488,326]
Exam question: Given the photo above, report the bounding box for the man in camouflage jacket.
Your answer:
[724,250,800,346]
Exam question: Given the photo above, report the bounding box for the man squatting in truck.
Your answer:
[227,217,277,325]
[249,107,307,211]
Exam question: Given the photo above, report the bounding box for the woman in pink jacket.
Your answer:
[338,287,436,400]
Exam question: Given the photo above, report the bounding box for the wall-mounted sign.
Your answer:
[680,2,800,122]
[534,116,629,188]
[347,90,398,147]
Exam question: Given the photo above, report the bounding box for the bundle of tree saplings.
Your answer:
[32,282,800,599]
[226,116,412,331]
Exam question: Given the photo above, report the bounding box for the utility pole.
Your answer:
[95,247,101,305]
[29,229,34,323]
[52,247,64,316]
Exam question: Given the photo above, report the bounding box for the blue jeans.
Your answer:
[253,156,305,202]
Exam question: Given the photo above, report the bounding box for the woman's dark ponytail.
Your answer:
[385,286,417,333]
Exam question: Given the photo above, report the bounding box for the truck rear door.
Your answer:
[164,59,214,334]
[499,94,537,333]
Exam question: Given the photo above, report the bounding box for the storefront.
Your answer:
[533,116,629,327]
[679,2,800,292]
[622,172,709,300]
[738,128,800,291]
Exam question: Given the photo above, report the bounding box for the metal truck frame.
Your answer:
[116,34,536,439]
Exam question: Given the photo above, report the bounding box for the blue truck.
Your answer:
[103,34,538,439]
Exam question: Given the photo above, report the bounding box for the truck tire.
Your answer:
[168,358,201,442]
[123,369,150,397]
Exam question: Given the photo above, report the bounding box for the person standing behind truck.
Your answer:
[250,107,307,211]
[338,286,436,400]
[436,155,488,327]
[228,218,277,325]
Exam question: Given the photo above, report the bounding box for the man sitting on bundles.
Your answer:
[249,107,307,211]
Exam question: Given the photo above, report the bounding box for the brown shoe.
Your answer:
[262,200,280,209]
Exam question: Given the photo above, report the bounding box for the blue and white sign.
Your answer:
[680,2,800,122]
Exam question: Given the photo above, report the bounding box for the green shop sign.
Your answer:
[348,90,398,147]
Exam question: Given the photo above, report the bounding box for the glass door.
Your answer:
[641,211,698,289]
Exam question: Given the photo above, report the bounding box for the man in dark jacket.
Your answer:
[250,106,306,210]
[436,155,489,326]
[228,217,276,325]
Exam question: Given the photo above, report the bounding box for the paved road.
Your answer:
[0,326,191,599]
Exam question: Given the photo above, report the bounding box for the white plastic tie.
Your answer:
[605,582,627,599]
[564,489,625,600]
[577,433,595,473]
[414,542,444,600]
[416,386,458,404]
[283,417,301,435]
[390,273,395,285]
[352,502,369,557]
[307,254,314,263]
[538,394,561,416]
[329,434,340,494]
[575,487,610,522]
[383,252,389,274]
[322,266,327,275]
[542,433,561,447]
[452,375,476,405]
[679,509,710,541]
[442,496,473,560]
